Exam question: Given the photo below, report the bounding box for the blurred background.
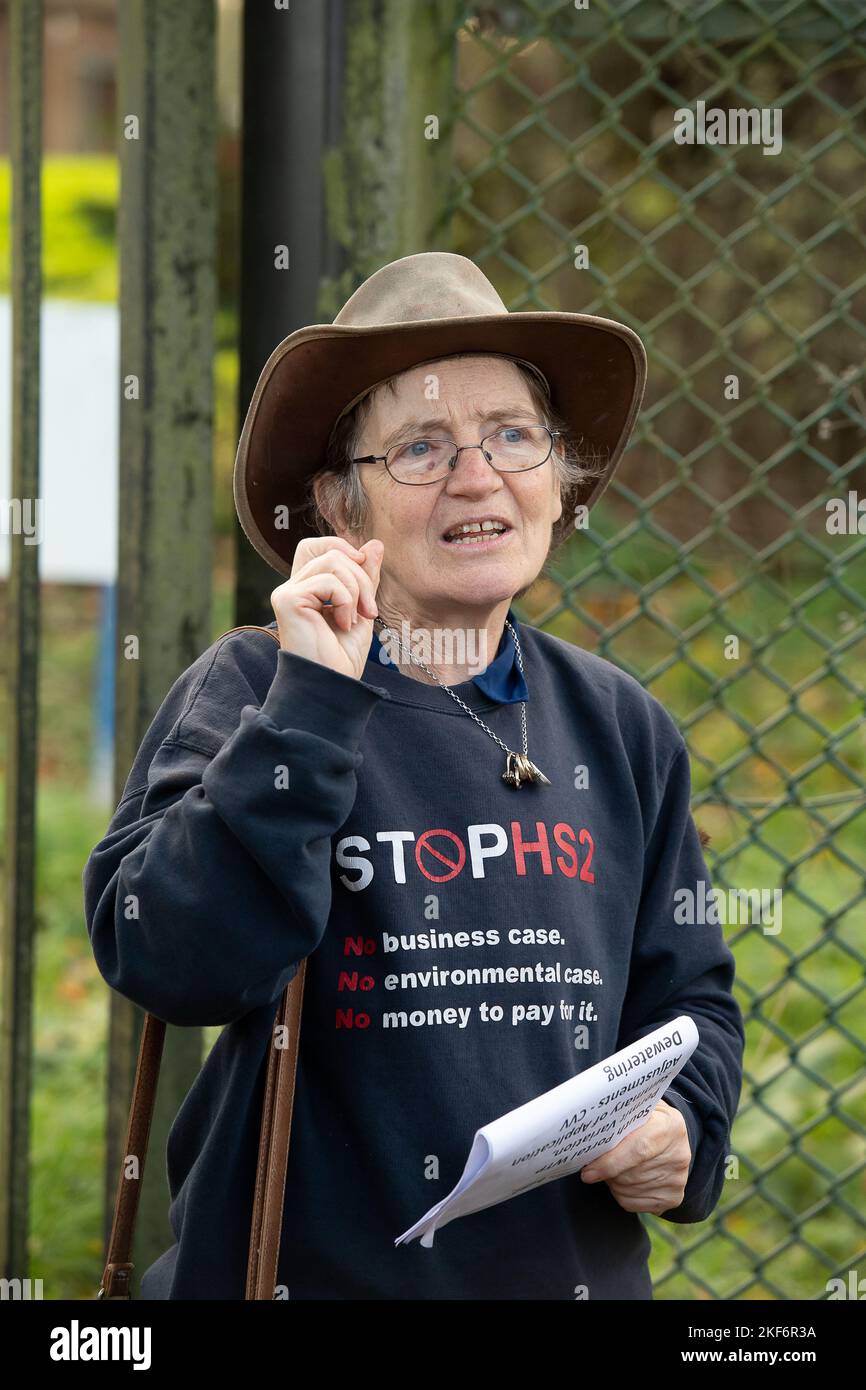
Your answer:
[0,0,864,1300]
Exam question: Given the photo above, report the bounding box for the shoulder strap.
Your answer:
[98,623,306,1301]
[246,958,307,1298]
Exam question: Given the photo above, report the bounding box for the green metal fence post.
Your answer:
[319,0,463,319]
[111,0,218,1292]
[1,0,43,1287]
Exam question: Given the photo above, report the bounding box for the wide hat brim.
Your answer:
[233,308,647,579]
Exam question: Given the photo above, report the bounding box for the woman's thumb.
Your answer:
[364,538,385,569]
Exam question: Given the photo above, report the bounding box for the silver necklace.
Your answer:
[372,615,551,788]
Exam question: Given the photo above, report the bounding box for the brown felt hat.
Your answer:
[233,252,647,578]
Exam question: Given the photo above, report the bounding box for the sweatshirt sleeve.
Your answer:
[615,740,745,1224]
[83,647,390,1028]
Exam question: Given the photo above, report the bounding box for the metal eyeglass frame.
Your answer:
[351,422,563,485]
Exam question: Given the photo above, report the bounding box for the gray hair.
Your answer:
[303,353,608,554]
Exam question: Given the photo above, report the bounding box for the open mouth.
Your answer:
[440,520,513,547]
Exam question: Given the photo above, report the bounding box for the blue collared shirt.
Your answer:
[367,605,529,703]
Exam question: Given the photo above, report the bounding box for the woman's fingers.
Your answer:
[357,540,384,614]
[268,535,386,679]
[292,536,384,617]
[290,534,365,578]
[292,572,356,630]
[291,549,379,621]
[299,556,362,623]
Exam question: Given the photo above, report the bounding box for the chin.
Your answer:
[441,574,525,606]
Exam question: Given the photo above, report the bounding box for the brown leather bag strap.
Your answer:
[97,1010,166,1298]
[246,958,308,1298]
[98,623,307,1302]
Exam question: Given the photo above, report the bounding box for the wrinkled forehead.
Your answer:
[359,351,548,418]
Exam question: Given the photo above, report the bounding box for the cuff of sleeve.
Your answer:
[259,648,391,752]
[663,1088,702,1177]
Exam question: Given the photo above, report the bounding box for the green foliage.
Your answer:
[0,156,118,300]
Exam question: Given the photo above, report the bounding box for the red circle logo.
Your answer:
[415,828,466,882]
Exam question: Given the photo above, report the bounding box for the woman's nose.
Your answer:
[448,442,495,474]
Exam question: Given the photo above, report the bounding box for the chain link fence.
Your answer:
[444,0,866,1298]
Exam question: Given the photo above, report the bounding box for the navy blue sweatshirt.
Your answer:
[83,613,744,1300]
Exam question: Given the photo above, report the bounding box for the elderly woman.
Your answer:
[84,253,744,1300]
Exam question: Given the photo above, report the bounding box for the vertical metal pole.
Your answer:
[1,0,42,1284]
[318,0,462,311]
[235,0,461,622]
[236,0,334,623]
[111,0,218,1289]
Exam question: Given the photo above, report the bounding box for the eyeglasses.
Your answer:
[352,421,563,486]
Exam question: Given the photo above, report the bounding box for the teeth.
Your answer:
[445,521,507,542]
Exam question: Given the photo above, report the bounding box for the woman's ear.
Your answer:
[552,466,563,525]
[311,473,331,522]
[312,472,349,537]
[547,439,564,525]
